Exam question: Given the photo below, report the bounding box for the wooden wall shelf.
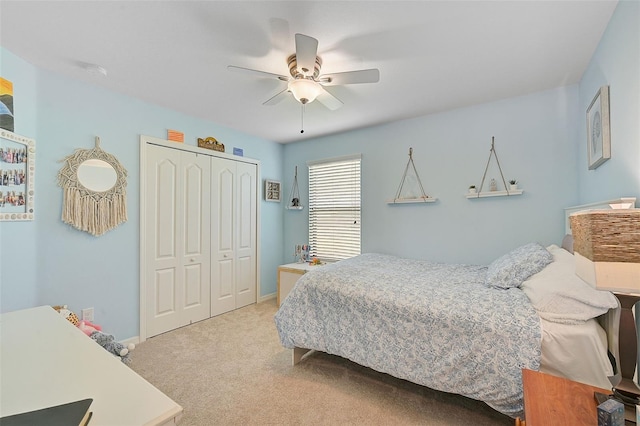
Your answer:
[466,189,523,199]
[387,197,437,204]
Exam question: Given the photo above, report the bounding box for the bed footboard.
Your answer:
[293,347,312,365]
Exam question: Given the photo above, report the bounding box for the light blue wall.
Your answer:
[284,86,579,265]
[0,48,39,311]
[283,0,638,266]
[577,0,640,204]
[0,48,284,340]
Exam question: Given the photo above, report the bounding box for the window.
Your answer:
[308,155,361,261]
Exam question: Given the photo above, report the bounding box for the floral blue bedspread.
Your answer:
[274,253,541,418]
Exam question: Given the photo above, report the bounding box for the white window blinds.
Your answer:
[308,155,361,261]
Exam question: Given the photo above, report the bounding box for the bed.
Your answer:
[274,242,620,418]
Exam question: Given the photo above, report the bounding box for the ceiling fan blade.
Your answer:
[263,88,290,106]
[319,69,380,86]
[316,87,343,111]
[294,33,319,76]
[227,65,288,81]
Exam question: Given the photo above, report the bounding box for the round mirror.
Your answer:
[77,159,118,192]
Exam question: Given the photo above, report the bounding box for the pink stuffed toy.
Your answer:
[78,320,102,336]
[53,306,135,363]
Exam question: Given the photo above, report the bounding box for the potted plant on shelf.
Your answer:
[509,180,518,190]
[468,185,477,194]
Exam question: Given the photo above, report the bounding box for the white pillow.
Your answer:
[521,245,618,324]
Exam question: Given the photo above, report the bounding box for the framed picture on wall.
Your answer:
[586,85,611,170]
[264,179,281,202]
[0,77,14,132]
[0,129,35,221]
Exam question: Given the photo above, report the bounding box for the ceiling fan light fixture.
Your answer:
[228,33,378,113]
[288,78,322,104]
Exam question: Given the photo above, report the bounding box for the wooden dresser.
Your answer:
[517,369,612,426]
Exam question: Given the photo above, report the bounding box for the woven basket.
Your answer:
[569,209,640,263]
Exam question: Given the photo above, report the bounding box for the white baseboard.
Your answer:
[258,293,276,303]
[120,336,140,346]
[127,294,275,346]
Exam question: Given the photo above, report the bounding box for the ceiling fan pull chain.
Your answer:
[300,104,305,133]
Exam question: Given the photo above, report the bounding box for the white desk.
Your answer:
[0,306,183,425]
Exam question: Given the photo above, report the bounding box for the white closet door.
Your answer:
[235,161,257,308]
[210,157,257,315]
[211,157,236,316]
[145,145,211,337]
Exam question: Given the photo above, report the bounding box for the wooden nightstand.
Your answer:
[517,369,611,426]
[277,262,324,306]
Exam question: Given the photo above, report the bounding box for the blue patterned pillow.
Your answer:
[486,243,553,289]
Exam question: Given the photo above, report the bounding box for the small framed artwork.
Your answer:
[264,179,281,202]
[586,85,611,170]
[0,77,14,132]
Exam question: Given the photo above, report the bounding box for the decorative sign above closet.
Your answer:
[197,136,225,152]
[58,136,128,236]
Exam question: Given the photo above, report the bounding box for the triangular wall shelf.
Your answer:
[387,147,437,204]
[466,137,523,199]
[285,166,304,210]
[466,189,523,199]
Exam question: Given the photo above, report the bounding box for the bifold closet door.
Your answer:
[145,145,211,337]
[234,160,257,309]
[210,157,257,316]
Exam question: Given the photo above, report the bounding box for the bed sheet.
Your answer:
[540,317,613,390]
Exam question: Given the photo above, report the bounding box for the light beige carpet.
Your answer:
[130,300,513,425]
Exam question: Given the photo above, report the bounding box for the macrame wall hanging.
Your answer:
[58,137,128,236]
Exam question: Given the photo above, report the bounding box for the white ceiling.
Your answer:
[0,1,618,144]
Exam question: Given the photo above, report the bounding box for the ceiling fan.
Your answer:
[228,33,380,111]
